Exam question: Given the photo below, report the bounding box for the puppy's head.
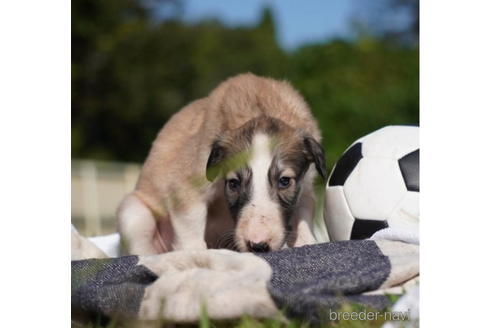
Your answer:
[206,117,327,252]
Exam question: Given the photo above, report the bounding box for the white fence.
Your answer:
[71,160,140,236]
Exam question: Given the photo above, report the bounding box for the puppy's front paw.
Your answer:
[293,236,316,248]
[290,227,317,248]
[172,240,208,251]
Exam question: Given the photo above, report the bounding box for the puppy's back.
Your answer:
[135,97,214,213]
[207,73,321,140]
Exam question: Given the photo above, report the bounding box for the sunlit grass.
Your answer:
[76,301,397,328]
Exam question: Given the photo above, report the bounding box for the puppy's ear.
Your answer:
[303,135,328,182]
[206,140,226,181]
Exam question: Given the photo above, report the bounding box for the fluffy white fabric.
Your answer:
[137,249,278,322]
[372,226,419,328]
[371,227,419,245]
[88,233,121,257]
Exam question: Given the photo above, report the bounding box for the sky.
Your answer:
[180,0,355,50]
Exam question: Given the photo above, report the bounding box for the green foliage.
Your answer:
[290,39,419,167]
[72,0,418,169]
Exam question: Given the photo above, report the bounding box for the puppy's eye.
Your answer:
[227,178,240,191]
[278,177,291,189]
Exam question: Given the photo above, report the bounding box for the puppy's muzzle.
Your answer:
[246,241,270,253]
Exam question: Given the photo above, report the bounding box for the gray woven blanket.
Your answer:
[71,238,418,324]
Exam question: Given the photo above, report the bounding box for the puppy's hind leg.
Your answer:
[170,200,208,251]
[117,193,167,255]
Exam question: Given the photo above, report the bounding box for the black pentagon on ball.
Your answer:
[398,149,419,192]
[350,219,389,240]
[328,142,363,186]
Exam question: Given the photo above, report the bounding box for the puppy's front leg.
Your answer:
[170,201,208,251]
[289,189,317,247]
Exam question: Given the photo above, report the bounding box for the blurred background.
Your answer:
[72,0,419,236]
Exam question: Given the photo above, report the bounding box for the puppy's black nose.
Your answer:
[247,241,270,253]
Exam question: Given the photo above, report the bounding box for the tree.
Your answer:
[72,1,418,168]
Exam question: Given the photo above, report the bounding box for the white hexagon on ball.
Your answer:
[358,125,419,159]
[343,157,407,220]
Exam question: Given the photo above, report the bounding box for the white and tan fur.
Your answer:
[117,73,327,255]
[233,133,284,251]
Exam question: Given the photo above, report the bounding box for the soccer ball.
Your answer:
[324,126,419,241]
